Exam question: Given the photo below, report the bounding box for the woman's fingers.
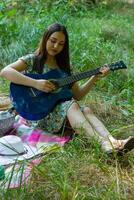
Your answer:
[46,81,55,89]
[35,79,56,92]
[43,81,56,92]
[99,64,110,76]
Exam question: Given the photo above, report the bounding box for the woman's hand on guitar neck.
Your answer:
[34,79,56,93]
[95,64,110,79]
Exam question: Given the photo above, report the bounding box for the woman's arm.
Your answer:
[0,59,55,92]
[0,60,37,87]
[72,75,99,100]
[72,66,109,100]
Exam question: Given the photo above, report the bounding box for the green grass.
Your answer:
[0,0,134,199]
[1,135,134,200]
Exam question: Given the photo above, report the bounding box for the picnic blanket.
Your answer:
[0,115,71,189]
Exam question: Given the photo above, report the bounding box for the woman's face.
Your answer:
[46,31,65,57]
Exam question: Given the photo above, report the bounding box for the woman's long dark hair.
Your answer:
[33,23,71,74]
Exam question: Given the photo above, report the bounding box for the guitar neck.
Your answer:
[58,60,127,87]
[58,67,101,87]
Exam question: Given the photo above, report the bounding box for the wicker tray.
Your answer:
[0,95,11,111]
[0,111,15,135]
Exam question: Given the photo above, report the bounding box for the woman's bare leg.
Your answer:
[66,103,133,153]
[82,106,131,151]
[82,107,113,139]
[67,103,103,141]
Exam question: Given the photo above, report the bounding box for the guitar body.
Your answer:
[10,69,73,120]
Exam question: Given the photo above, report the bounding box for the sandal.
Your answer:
[117,136,134,156]
[103,136,134,156]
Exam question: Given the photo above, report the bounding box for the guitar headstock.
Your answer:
[109,60,127,71]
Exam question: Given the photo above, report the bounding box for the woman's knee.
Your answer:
[83,106,93,115]
[68,102,80,111]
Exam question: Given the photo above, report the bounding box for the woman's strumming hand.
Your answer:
[34,79,56,93]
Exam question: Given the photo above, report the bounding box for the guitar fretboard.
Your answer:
[58,68,101,87]
[57,60,126,87]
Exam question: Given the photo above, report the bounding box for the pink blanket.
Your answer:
[0,116,71,189]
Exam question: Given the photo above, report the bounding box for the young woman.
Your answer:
[1,23,134,154]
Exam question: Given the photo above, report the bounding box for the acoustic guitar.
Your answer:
[10,60,127,120]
